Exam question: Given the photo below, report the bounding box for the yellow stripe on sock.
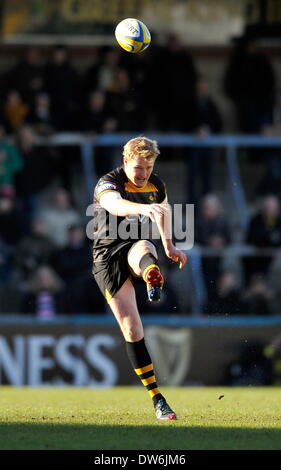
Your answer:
[143,264,159,281]
[105,289,112,303]
[141,375,156,386]
[134,364,153,375]
[148,387,160,398]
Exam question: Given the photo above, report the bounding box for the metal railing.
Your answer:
[37,132,281,231]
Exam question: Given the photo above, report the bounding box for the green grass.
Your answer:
[0,386,280,450]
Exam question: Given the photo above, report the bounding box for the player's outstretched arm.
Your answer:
[100,192,142,217]
[100,192,168,219]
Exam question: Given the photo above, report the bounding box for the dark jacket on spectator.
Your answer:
[191,96,223,133]
[0,199,23,244]
[246,213,281,247]
[15,234,56,276]
[15,146,54,196]
[51,240,92,283]
[195,215,231,246]
[45,61,81,130]
[241,293,274,315]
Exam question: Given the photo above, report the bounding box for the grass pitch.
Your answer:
[0,386,280,450]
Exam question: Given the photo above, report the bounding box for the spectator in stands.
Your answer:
[107,67,144,131]
[45,45,81,130]
[255,124,281,198]
[3,90,29,133]
[204,270,243,315]
[40,187,81,247]
[187,75,223,204]
[82,46,125,97]
[50,224,104,313]
[51,224,91,284]
[81,90,117,176]
[0,167,17,287]
[82,90,117,134]
[0,236,13,285]
[25,91,57,135]
[94,47,121,92]
[14,217,57,278]
[191,75,223,133]
[196,193,231,247]
[82,47,101,97]
[15,125,54,233]
[1,46,45,105]
[126,47,150,97]
[241,273,276,315]
[20,265,68,317]
[0,186,23,245]
[247,195,281,247]
[146,34,197,131]
[0,127,23,194]
[195,193,231,302]
[120,48,151,128]
[243,195,281,286]
[224,37,276,133]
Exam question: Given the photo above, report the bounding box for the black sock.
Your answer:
[139,253,160,281]
[126,338,163,403]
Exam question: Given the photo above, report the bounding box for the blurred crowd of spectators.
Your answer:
[0,38,281,317]
[0,39,218,135]
[196,193,281,316]
[0,37,278,134]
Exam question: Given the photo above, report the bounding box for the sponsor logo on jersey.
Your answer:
[96,182,118,194]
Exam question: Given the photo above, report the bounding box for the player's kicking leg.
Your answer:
[127,240,164,302]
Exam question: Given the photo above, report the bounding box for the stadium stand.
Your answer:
[0,41,281,318]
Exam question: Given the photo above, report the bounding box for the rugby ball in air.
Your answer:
[115,18,151,53]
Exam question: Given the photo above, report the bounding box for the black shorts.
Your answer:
[93,240,157,302]
[93,241,137,302]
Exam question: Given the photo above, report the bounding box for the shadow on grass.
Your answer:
[0,423,280,450]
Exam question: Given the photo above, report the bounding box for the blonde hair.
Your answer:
[123,136,160,161]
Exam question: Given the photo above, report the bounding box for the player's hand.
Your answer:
[140,203,168,222]
[165,245,187,269]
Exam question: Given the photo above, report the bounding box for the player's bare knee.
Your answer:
[137,240,156,256]
[121,317,143,342]
[124,327,144,342]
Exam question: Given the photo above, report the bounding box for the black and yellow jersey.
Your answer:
[92,166,166,262]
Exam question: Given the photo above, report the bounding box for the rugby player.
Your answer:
[92,136,187,420]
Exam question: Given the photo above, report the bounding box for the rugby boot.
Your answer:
[145,268,164,302]
[154,397,177,421]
